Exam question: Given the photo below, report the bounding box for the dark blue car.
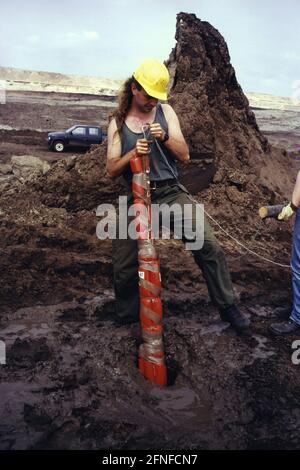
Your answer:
[48,124,106,152]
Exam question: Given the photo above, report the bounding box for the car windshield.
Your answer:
[66,125,76,132]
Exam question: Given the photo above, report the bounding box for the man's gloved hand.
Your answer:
[278,202,297,220]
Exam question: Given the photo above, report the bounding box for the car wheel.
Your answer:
[53,141,65,152]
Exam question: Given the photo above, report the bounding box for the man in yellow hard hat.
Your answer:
[106,58,250,330]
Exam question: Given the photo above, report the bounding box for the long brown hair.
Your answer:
[110,77,142,135]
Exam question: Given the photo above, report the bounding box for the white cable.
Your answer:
[203,208,291,269]
[142,124,291,269]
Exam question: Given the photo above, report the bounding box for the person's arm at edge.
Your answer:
[106,119,136,180]
[278,170,300,220]
[291,170,300,208]
[161,104,190,164]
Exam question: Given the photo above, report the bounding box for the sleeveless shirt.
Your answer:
[120,103,178,183]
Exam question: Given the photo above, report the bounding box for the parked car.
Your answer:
[48,125,106,152]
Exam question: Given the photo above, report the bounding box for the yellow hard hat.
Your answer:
[133,58,169,101]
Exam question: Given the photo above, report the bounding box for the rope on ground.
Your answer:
[204,209,291,269]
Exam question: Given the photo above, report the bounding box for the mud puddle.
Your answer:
[1,291,299,450]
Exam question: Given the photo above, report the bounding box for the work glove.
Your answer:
[278,202,297,221]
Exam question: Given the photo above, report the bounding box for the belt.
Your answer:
[149,178,177,190]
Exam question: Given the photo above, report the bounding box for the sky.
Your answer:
[0,0,299,97]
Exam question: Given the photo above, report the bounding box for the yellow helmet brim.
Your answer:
[139,82,168,101]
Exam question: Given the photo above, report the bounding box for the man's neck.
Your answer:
[125,105,157,133]
[128,103,157,119]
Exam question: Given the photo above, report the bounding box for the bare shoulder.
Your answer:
[108,118,117,134]
[161,103,179,122]
[161,103,185,138]
[107,117,121,160]
[161,103,176,115]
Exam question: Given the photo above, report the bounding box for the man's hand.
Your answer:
[149,123,166,141]
[278,202,297,221]
[135,138,152,155]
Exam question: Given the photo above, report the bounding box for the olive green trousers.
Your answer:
[112,183,234,321]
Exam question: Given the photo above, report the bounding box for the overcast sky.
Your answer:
[0,0,299,97]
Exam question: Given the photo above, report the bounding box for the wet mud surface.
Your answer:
[1,238,300,450]
[0,90,300,449]
[0,289,300,450]
[253,107,300,153]
[0,97,300,449]
[0,91,116,166]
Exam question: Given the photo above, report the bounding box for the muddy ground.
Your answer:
[0,90,300,450]
[252,106,300,153]
[0,90,116,166]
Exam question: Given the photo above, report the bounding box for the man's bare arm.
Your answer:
[292,170,300,208]
[278,170,300,220]
[106,119,135,179]
[106,119,150,179]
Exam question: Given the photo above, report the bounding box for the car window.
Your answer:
[72,127,86,135]
[89,127,99,136]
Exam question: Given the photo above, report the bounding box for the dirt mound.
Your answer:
[167,12,296,198]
